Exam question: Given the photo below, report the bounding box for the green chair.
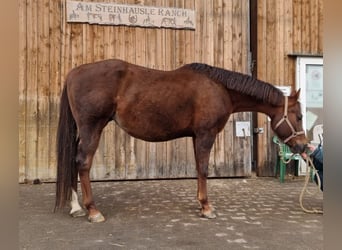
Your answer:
[272,136,302,183]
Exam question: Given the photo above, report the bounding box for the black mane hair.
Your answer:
[185,63,284,106]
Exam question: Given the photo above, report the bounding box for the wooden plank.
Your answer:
[292,0,302,53]
[19,0,27,183]
[112,25,127,179]
[132,25,147,178]
[309,0,319,53]
[276,1,284,84]
[302,0,311,53]
[241,0,249,73]
[36,0,51,180]
[256,0,268,175]
[221,1,234,176]
[91,23,107,180]
[231,0,243,173]
[25,0,39,182]
[222,0,234,175]
[194,0,204,62]
[184,0,196,177]
[48,0,63,181]
[212,0,225,176]
[317,0,323,53]
[125,25,138,179]
[102,20,116,180]
[153,0,168,178]
[284,0,293,86]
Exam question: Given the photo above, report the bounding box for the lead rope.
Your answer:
[299,156,323,214]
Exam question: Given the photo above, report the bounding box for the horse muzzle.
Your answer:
[291,143,308,154]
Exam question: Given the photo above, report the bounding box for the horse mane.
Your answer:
[184,63,284,106]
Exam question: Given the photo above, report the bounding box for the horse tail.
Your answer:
[55,83,78,211]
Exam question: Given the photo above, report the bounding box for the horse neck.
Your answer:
[231,92,283,118]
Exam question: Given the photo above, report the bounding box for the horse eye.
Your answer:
[297,115,303,121]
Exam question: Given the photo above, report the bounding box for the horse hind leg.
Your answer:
[76,122,107,222]
[70,189,86,217]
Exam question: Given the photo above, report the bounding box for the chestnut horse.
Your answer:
[55,59,307,222]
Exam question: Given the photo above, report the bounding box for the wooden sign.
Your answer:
[66,1,196,30]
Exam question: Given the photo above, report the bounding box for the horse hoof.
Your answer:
[201,209,217,219]
[88,212,105,223]
[70,209,87,218]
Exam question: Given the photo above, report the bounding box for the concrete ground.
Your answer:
[19,177,323,250]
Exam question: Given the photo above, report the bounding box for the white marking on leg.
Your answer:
[70,189,83,215]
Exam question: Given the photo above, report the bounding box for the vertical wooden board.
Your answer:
[194,0,204,62]
[19,0,27,182]
[223,118,234,175]
[211,0,225,177]
[113,26,127,179]
[256,0,268,175]
[90,8,107,179]
[231,0,250,176]
[240,0,249,73]
[257,0,267,80]
[145,26,159,178]
[91,24,108,180]
[204,0,216,174]
[231,0,242,72]
[36,0,51,180]
[125,26,138,179]
[301,0,310,53]
[284,0,293,86]
[309,0,319,53]
[275,1,283,84]
[265,0,276,82]
[171,0,188,177]
[103,22,116,180]
[154,3,169,177]
[25,0,39,182]
[48,0,63,181]
[292,0,302,53]
[205,0,214,65]
[213,0,224,66]
[223,0,233,69]
[133,26,147,179]
[317,0,323,53]
[163,1,176,177]
[222,0,234,176]
[114,123,126,179]
[60,0,71,80]
[183,0,196,177]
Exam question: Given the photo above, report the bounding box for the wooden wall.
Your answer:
[19,0,252,182]
[255,0,323,176]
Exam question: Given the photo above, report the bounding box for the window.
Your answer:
[296,57,323,175]
[296,57,323,142]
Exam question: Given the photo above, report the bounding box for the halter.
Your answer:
[274,96,305,144]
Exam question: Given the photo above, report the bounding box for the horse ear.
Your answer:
[292,88,301,100]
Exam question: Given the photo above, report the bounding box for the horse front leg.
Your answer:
[193,135,216,219]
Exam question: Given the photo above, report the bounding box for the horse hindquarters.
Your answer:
[56,84,108,222]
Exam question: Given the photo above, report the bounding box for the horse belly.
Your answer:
[114,104,193,142]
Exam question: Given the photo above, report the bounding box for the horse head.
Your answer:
[271,89,308,153]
